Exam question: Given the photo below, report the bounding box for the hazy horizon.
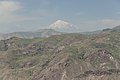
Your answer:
[0,0,120,33]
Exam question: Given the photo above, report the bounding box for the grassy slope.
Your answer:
[0,31,120,80]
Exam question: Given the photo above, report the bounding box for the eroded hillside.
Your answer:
[0,30,120,80]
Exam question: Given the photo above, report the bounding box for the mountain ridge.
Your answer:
[0,25,120,80]
[0,29,62,40]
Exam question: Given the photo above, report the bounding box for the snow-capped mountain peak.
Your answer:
[49,20,73,29]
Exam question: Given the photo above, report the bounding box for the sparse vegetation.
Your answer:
[0,27,120,80]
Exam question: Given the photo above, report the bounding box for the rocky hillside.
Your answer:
[0,27,120,80]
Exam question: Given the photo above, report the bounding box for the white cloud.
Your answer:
[0,1,21,13]
[0,1,22,22]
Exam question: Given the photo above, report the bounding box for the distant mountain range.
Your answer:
[0,20,120,40]
[0,29,62,40]
[82,25,120,35]
[0,24,120,80]
[0,20,74,40]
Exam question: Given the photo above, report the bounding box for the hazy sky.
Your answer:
[0,0,120,33]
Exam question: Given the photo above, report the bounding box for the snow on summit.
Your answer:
[49,20,73,29]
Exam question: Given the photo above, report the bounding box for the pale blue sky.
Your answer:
[0,0,120,33]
